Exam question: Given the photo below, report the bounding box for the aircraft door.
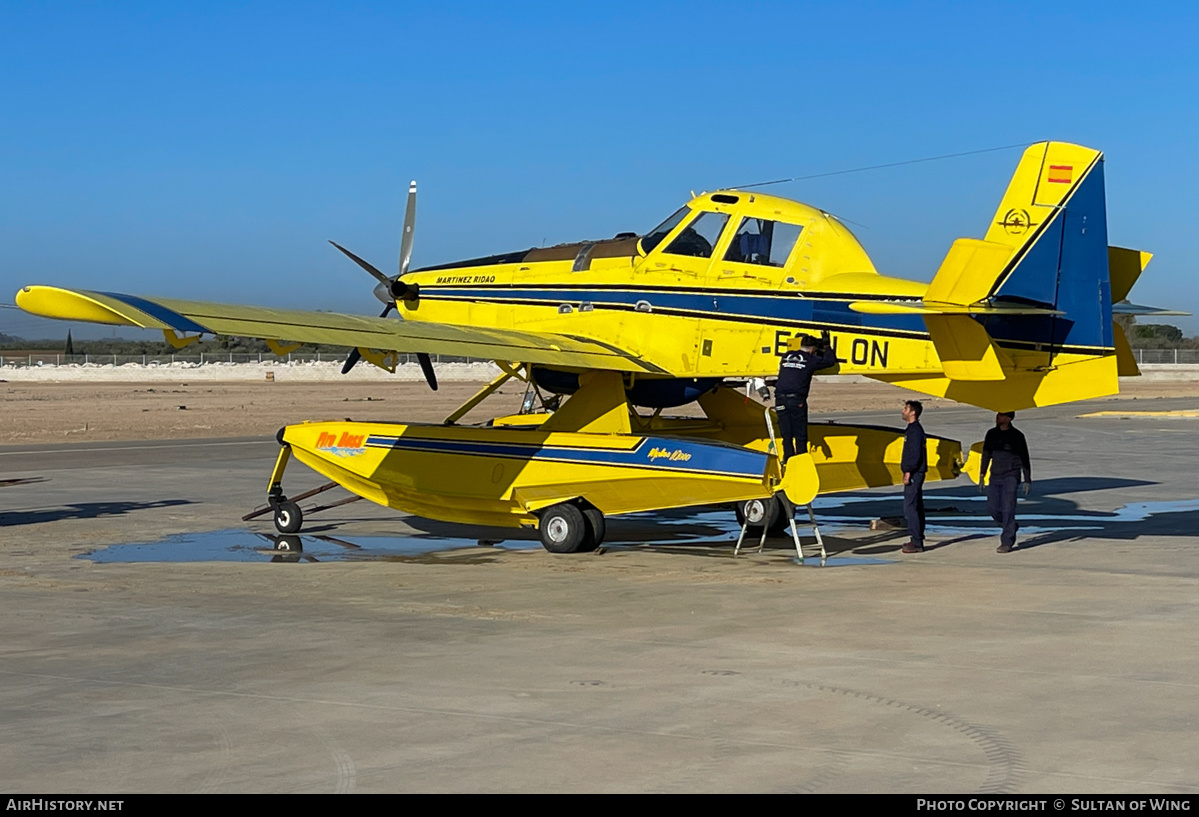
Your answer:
[714,216,806,288]
[630,207,737,373]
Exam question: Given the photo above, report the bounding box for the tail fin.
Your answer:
[976,141,1112,355]
[877,142,1131,410]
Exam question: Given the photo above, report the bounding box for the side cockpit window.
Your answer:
[723,217,803,267]
[663,211,731,258]
[639,206,691,254]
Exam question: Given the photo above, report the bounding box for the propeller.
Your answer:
[333,181,437,390]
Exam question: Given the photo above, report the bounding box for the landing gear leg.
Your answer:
[265,445,303,534]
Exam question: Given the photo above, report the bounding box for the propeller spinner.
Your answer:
[333,181,437,390]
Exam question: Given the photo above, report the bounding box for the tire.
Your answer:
[274,500,303,534]
[735,496,788,535]
[581,506,606,550]
[538,502,588,553]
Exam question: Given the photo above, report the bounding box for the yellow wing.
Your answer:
[15,286,666,374]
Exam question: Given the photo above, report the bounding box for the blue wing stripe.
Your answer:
[97,292,212,334]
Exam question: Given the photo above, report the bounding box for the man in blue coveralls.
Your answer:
[900,400,928,553]
[774,331,838,463]
[979,411,1033,553]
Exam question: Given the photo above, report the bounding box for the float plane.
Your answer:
[16,142,1173,552]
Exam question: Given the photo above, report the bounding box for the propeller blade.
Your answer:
[399,180,416,278]
[341,304,394,374]
[341,347,362,375]
[329,240,390,287]
[417,351,438,391]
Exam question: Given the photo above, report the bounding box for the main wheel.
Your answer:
[735,496,788,535]
[581,506,606,550]
[538,502,588,553]
[273,500,303,534]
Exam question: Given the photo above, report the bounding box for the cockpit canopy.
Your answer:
[638,190,878,284]
[412,189,879,285]
[641,205,804,268]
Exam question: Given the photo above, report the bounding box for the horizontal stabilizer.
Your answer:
[1111,302,1191,317]
[924,238,1013,306]
[1108,247,1187,317]
[848,301,1062,316]
[1108,246,1152,303]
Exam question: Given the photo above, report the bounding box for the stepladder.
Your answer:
[733,492,827,565]
[732,401,826,563]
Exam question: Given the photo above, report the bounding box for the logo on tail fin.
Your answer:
[998,208,1035,235]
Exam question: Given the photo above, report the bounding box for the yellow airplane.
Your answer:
[15,141,1172,552]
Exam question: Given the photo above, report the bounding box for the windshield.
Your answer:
[639,206,690,254]
[664,211,731,258]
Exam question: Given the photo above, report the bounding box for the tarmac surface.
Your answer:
[2,395,1198,793]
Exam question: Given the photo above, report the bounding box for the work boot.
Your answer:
[901,542,924,553]
[996,542,1013,554]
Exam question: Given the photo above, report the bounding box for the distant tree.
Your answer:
[1133,324,1184,342]
[64,330,74,355]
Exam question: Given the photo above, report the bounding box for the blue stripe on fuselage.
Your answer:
[419,286,931,338]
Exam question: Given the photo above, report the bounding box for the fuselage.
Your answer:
[398,189,937,380]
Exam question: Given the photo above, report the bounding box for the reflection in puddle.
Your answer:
[75,494,1199,565]
[80,530,543,564]
[77,507,897,566]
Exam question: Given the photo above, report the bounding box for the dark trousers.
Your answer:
[904,472,926,546]
[777,392,808,462]
[987,475,1020,547]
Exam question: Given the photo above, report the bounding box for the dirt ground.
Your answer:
[3,377,1198,445]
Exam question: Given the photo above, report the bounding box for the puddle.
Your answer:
[80,530,542,564]
[76,494,1199,565]
[813,494,1199,539]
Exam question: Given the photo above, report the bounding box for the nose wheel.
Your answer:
[273,500,303,534]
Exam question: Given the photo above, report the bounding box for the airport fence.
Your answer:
[1131,349,1199,364]
[0,352,484,367]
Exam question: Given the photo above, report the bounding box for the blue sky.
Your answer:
[3,1,1197,339]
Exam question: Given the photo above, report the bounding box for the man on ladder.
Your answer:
[774,331,838,463]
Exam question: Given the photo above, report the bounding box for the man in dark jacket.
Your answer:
[900,400,927,553]
[774,332,838,462]
[979,411,1032,553]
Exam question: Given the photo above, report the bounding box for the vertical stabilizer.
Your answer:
[979,142,1112,354]
[880,142,1126,411]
